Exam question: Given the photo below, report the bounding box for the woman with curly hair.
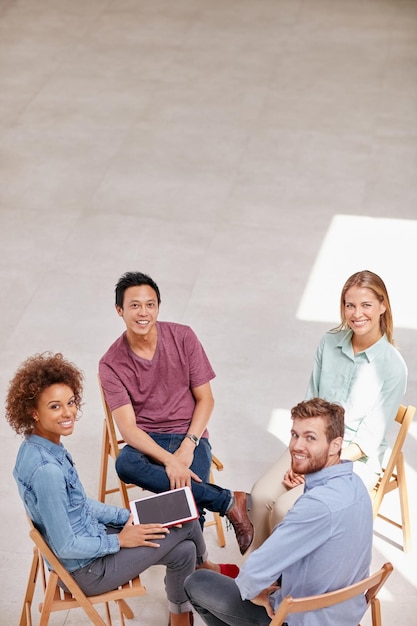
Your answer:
[247,270,408,554]
[6,352,233,626]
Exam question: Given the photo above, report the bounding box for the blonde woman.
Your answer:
[248,270,407,553]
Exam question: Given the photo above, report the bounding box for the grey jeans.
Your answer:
[71,520,207,614]
[184,569,273,625]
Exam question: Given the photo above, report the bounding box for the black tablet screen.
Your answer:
[132,489,192,525]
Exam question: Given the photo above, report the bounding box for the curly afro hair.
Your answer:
[5,352,84,436]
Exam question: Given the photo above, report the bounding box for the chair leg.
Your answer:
[207,468,226,547]
[104,602,112,626]
[39,571,60,626]
[370,597,382,626]
[213,511,226,547]
[115,598,133,626]
[397,454,411,552]
[19,547,39,626]
[117,598,134,619]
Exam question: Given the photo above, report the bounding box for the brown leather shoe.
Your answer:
[226,491,253,554]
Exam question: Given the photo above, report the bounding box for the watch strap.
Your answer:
[185,433,199,446]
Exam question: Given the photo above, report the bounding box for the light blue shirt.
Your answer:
[306,330,407,476]
[236,461,373,626]
[14,435,130,572]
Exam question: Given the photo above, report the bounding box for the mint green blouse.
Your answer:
[306,329,407,478]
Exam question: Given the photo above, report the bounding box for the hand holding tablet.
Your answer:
[130,486,198,527]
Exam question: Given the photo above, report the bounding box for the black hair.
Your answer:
[115,272,161,308]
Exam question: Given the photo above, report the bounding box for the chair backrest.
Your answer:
[97,375,137,508]
[23,519,146,626]
[372,404,415,514]
[98,376,124,460]
[371,404,415,552]
[269,563,393,626]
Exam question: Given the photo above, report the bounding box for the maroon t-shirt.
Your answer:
[99,321,215,435]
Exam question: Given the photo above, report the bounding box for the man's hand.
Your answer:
[282,467,305,490]
[173,437,196,469]
[118,514,169,548]
[250,584,280,619]
[164,454,202,490]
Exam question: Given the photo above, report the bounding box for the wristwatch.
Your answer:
[185,433,200,447]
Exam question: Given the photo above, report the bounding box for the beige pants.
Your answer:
[248,449,303,554]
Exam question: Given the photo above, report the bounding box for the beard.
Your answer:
[291,446,330,475]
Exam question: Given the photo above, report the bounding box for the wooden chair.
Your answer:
[269,562,393,626]
[20,520,146,626]
[372,404,415,552]
[97,377,226,547]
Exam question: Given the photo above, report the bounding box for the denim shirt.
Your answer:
[14,435,130,572]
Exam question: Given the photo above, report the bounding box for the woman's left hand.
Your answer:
[282,468,305,489]
[118,515,170,548]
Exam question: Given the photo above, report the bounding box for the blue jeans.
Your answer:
[184,570,272,625]
[116,434,232,527]
[71,522,207,614]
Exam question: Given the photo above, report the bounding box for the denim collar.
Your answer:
[26,434,73,465]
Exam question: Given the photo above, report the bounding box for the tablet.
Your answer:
[129,486,198,527]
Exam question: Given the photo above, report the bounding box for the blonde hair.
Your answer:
[333,270,394,345]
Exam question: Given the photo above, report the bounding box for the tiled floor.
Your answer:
[0,0,416,624]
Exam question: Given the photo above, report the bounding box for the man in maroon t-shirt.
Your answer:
[99,271,253,555]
